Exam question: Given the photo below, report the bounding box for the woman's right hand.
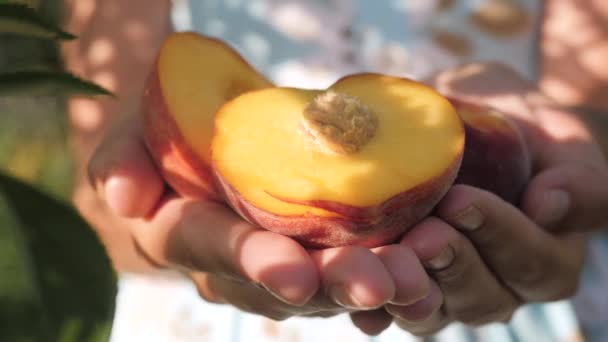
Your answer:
[80,111,436,327]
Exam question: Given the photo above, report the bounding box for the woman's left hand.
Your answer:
[353,184,588,336]
[352,63,608,336]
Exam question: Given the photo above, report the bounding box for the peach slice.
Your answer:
[449,98,531,204]
[211,74,465,248]
[142,32,272,198]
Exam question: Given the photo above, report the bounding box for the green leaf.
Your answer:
[0,3,75,39]
[0,69,113,96]
[0,172,116,342]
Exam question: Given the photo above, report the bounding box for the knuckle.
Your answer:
[430,235,469,284]
[431,258,465,285]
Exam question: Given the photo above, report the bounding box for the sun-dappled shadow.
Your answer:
[539,0,608,114]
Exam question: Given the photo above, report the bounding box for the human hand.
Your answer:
[374,185,586,336]
[430,62,608,232]
[84,111,435,322]
[351,63,606,336]
[191,242,432,322]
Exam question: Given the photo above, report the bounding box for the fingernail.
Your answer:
[329,284,373,310]
[425,246,455,271]
[537,189,571,227]
[259,282,301,306]
[452,205,483,231]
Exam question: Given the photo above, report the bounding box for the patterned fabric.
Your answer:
[111,0,608,341]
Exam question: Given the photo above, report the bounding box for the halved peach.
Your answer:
[142,32,272,198]
[142,33,530,248]
[211,74,465,248]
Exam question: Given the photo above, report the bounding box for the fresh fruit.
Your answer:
[449,98,531,204]
[142,32,272,199]
[211,74,465,248]
[142,32,531,248]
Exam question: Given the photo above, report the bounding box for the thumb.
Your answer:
[521,164,608,231]
[88,114,165,218]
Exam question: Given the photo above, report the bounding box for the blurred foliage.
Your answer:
[0,1,116,341]
[0,2,75,39]
[0,174,115,342]
[0,0,70,197]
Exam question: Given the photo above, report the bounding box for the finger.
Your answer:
[522,164,608,231]
[394,311,448,337]
[191,273,345,320]
[350,309,393,336]
[394,317,448,337]
[389,281,449,337]
[437,185,584,301]
[371,244,430,305]
[132,197,319,306]
[402,217,518,325]
[189,272,227,304]
[88,114,164,218]
[385,280,444,323]
[194,272,298,321]
[311,246,395,310]
[520,106,608,230]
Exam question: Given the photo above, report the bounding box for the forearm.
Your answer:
[62,0,172,271]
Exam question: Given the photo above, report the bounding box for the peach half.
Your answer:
[142,32,272,198]
[211,74,465,248]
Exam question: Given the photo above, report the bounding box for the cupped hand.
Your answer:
[429,62,608,232]
[353,62,607,336]
[85,111,435,322]
[390,185,585,336]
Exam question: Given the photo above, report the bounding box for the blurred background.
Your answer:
[0,0,73,322]
[0,0,71,198]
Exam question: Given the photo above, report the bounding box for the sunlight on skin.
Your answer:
[125,21,148,41]
[579,42,608,79]
[539,77,585,106]
[69,99,104,133]
[92,71,117,91]
[62,0,172,169]
[62,0,173,272]
[88,38,115,67]
[72,0,96,24]
[541,39,566,59]
[540,0,608,111]
[431,63,540,130]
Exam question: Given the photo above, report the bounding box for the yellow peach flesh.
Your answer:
[158,33,272,165]
[212,75,464,217]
